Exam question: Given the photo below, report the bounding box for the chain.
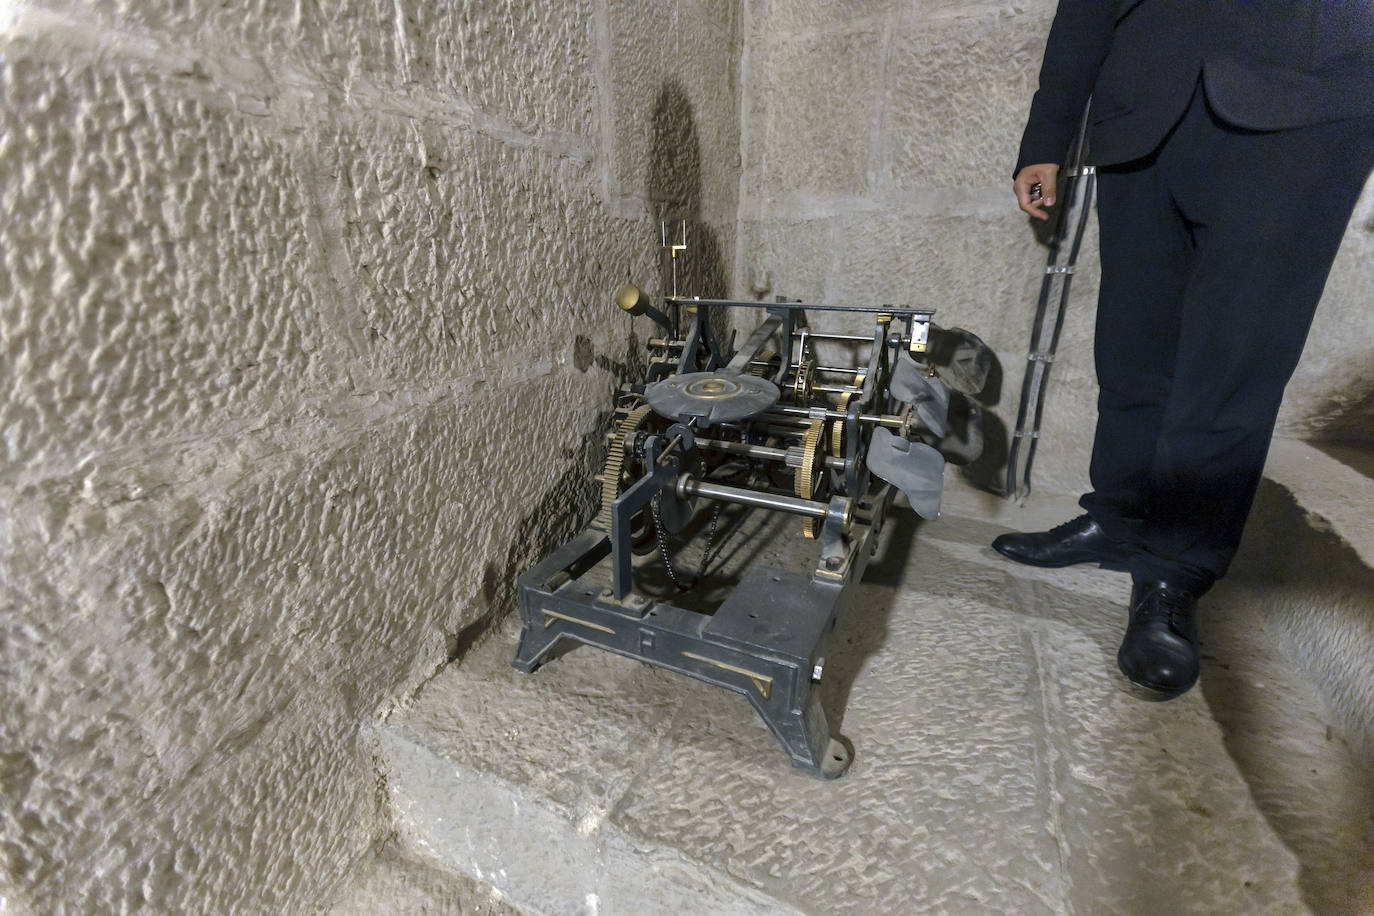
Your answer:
[647,452,745,591]
[695,501,724,580]
[651,491,690,591]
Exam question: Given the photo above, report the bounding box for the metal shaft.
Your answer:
[793,331,903,345]
[763,406,903,427]
[677,477,828,519]
[695,437,846,470]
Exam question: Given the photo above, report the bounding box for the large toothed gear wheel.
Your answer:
[795,419,827,538]
[830,372,867,455]
[594,404,654,531]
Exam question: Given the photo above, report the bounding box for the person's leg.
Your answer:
[1129,107,1374,593]
[1080,152,1198,550]
[992,105,1200,571]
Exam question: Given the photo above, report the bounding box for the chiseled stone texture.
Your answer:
[886,7,1052,191]
[0,53,339,482]
[610,0,741,226]
[22,0,600,139]
[742,24,883,203]
[378,485,1374,914]
[0,0,740,911]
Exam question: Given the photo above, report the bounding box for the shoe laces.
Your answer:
[1050,515,1091,538]
[1137,584,1192,630]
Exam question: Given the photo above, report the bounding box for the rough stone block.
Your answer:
[738,217,833,304]
[742,0,897,40]
[0,48,340,483]
[744,27,882,202]
[22,0,394,86]
[325,839,521,916]
[322,117,656,387]
[886,9,1051,190]
[390,0,598,139]
[609,0,740,222]
[0,369,619,912]
[22,1,600,138]
[1,0,744,913]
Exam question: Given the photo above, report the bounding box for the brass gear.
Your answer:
[796,419,826,538]
[793,360,815,403]
[749,349,777,378]
[594,404,653,532]
[829,372,866,455]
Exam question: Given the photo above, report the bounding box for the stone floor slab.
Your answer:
[372,484,1372,915]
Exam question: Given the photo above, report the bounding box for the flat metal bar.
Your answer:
[610,464,673,598]
[725,314,784,374]
[677,313,702,375]
[669,297,934,317]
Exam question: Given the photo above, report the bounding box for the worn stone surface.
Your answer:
[321,839,521,916]
[1241,440,1374,766]
[376,480,1374,915]
[0,0,739,912]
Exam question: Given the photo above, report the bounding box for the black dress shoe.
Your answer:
[991,514,1130,569]
[1117,581,1200,699]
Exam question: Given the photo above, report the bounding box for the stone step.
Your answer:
[323,839,520,916]
[366,487,1373,915]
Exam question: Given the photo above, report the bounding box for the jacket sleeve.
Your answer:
[1014,1,1118,176]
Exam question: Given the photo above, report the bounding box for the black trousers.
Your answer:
[1082,86,1374,594]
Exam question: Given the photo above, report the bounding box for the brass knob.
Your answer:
[615,283,648,316]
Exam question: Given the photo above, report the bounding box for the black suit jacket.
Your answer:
[1016,0,1374,174]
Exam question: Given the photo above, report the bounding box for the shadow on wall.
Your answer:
[650,81,730,347]
[1207,479,1374,912]
[1310,380,1374,445]
[448,83,736,662]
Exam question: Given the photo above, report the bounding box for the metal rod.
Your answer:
[677,477,828,519]
[792,331,906,347]
[763,406,903,427]
[748,360,863,376]
[695,437,845,470]
[656,432,685,465]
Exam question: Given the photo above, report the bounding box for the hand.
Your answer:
[1014,163,1059,221]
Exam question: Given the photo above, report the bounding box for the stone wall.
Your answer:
[734,0,1374,495]
[0,2,739,912]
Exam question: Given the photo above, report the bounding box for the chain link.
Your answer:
[651,491,690,591]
